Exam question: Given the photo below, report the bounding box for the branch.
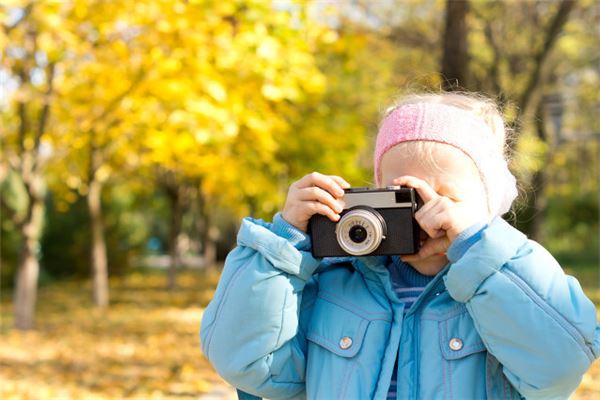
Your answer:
[31,62,56,173]
[85,67,146,180]
[16,65,28,169]
[515,0,576,122]
[483,22,502,95]
[87,67,146,128]
[385,26,437,51]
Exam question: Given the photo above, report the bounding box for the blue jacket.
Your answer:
[200,214,600,399]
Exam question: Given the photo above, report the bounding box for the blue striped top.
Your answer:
[387,256,434,399]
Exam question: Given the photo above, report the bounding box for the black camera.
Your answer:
[308,186,423,257]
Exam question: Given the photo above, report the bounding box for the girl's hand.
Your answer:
[282,172,351,233]
[392,175,483,264]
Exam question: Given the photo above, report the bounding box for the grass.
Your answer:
[1,265,599,399]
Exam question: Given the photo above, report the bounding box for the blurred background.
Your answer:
[1,0,599,398]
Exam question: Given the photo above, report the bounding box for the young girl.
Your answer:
[200,93,600,399]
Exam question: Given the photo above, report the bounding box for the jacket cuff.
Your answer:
[271,212,312,252]
[447,222,487,263]
[238,216,320,281]
[444,217,528,303]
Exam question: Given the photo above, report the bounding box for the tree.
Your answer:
[1,1,60,329]
[441,0,470,90]
[467,0,580,238]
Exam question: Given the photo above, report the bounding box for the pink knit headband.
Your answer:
[374,102,517,216]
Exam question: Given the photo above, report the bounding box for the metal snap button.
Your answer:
[449,338,463,351]
[339,336,353,350]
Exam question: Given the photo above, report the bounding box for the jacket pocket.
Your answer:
[305,296,376,399]
[437,308,487,400]
[306,297,370,358]
[438,308,486,360]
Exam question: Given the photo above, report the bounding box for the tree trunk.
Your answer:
[13,186,44,330]
[88,177,109,308]
[197,190,218,271]
[10,22,55,330]
[166,184,184,291]
[529,169,546,242]
[203,224,218,270]
[528,100,551,242]
[441,0,470,91]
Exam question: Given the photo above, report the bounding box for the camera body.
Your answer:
[308,186,422,258]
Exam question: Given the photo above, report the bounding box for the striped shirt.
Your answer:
[387,256,434,399]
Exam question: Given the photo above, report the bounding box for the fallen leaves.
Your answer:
[0,269,233,399]
[1,271,599,398]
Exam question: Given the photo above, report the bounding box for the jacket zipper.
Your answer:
[413,315,421,399]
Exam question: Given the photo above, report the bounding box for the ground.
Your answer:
[1,268,599,399]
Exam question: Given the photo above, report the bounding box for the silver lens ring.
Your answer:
[335,208,385,256]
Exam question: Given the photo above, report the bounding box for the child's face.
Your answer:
[380,142,490,273]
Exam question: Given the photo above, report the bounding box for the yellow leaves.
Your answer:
[514,133,549,175]
[172,133,197,156]
[39,6,63,30]
[204,80,227,103]
[321,29,339,44]
[22,136,35,151]
[160,58,182,74]
[194,129,211,144]
[256,37,281,61]
[95,165,111,183]
[4,0,332,217]
[302,71,326,94]
[223,120,238,138]
[37,31,56,56]
[157,19,172,33]
[0,271,231,399]
[183,98,209,115]
[66,175,81,190]
[167,110,188,125]
[110,39,129,59]
[261,83,284,101]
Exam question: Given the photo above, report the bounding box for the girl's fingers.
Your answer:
[304,200,340,222]
[392,175,439,203]
[419,236,450,258]
[401,236,450,262]
[414,197,449,239]
[298,186,345,214]
[297,172,346,198]
[329,175,351,190]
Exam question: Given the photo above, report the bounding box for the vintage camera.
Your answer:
[308,186,423,257]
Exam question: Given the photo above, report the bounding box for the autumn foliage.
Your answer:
[1,0,599,397]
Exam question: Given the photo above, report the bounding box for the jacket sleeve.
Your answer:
[444,217,600,399]
[200,213,320,399]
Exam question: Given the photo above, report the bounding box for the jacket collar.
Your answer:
[326,255,450,310]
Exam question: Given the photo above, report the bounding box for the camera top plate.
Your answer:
[342,186,420,210]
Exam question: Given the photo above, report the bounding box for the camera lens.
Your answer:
[334,207,386,256]
[349,225,367,243]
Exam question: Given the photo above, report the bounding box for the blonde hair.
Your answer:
[376,91,520,217]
